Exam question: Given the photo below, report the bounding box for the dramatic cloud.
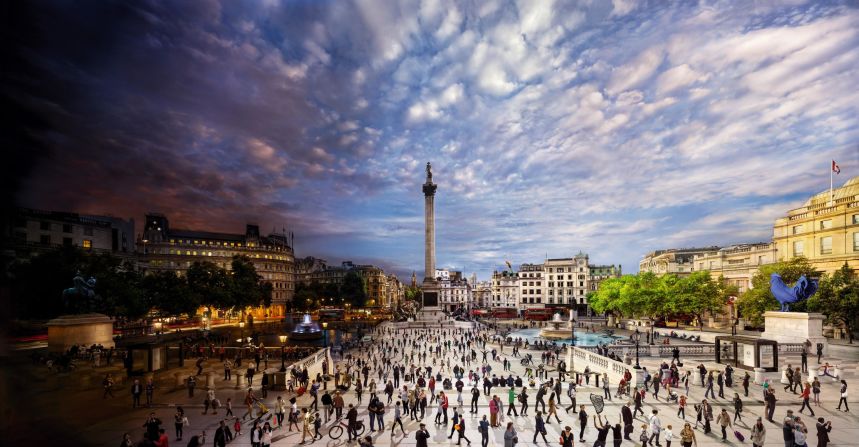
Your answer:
[6,0,858,280]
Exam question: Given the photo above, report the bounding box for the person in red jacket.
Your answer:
[440,391,450,425]
[799,383,815,416]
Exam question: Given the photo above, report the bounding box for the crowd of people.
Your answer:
[116,313,848,447]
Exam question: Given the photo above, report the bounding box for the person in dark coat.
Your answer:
[142,413,162,441]
[214,420,227,447]
[816,417,831,447]
[415,423,431,447]
[621,402,634,440]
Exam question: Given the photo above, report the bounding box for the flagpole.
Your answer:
[830,161,834,206]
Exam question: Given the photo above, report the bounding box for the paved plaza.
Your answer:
[4,311,858,447]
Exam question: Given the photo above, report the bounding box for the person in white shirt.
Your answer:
[648,409,663,447]
[662,424,673,447]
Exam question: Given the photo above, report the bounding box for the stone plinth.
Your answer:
[46,313,115,353]
[761,311,826,350]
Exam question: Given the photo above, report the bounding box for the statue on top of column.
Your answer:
[426,162,432,180]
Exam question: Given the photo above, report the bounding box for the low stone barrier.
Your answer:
[568,346,642,388]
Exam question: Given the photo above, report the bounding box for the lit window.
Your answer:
[820,236,832,255]
[82,239,92,249]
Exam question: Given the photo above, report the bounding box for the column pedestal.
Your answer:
[761,312,826,351]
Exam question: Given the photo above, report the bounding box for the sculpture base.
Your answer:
[539,329,573,340]
[761,312,826,350]
[46,313,115,353]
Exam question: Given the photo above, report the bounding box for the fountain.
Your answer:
[290,314,323,341]
[539,310,575,340]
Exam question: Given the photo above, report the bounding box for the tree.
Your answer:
[186,261,230,310]
[228,255,271,311]
[808,263,859,343]
[666,271,723,330]
[587,276,626,316]
[143,270,196,316]
[737,257,819,327]
[341,271,367,308]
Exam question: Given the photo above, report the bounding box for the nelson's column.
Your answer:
[421,162,439,308]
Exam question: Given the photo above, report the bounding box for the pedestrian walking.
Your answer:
[837,380,849,412]
[715,408,732,441]
[533,411,549,443]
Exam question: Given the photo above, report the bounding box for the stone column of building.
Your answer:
[422,163,437,283]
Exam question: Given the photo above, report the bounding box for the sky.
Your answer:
[5,0,859,281]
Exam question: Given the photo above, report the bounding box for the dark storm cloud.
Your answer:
[6,0,373,234]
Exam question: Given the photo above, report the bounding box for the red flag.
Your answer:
[832,160,840,174]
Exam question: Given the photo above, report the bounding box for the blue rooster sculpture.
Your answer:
[770,273,818,312]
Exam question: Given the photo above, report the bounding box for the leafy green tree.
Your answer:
[808,263,859,343]
[666,271,723,330]
[587,276,626,316]
[187,261,230,310]
[143,270,196,316]
[737,257,819,327]
[341,270,367,308]
[10,246,87,318]
[228,255,271,311]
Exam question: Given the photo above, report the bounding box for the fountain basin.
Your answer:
[291,314,323,341]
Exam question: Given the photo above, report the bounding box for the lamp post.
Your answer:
[322,322,329,348]
[649,321,655,345]
[279,335,287,372]
[633,328,642,369]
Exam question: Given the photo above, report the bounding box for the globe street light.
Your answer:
[633,328,642,370]
[279,335,287,372]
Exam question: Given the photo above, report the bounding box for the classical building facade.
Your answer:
[297,259,400,308]
[436,269,471,311]
[773,176,859,274]
[693,243,777,293]
[138,213,295,317]
[472,281,492,308]
[7,207,135,259]
[490,270,519,308]
[639,247,720,276]
[386,274,404,308]
[517,263,544,309]
[545,254,592,310]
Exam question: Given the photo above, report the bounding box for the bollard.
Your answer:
[753,368,766,386]
[235,369,243,390]
[174,372,185,390]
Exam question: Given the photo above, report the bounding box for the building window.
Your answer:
[62,224,73,233]
[83,239,92,249]
[40,235,51,245]
[40,221,51,231]
[793,241,804,256]
[854,232,859,251]
[820,220,832,230]
[820,236,832,255]
[853,215,859,225]
[792,225,802,235]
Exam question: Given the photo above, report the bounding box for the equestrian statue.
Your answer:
[769,273,818,312]
[62,272,97,313]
